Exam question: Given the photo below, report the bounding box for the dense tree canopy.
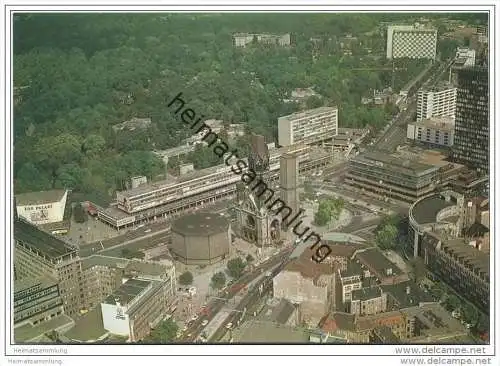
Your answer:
[314,197,345,226]
[211,271,226,290]
[14,13,479,197]
[146,319,178,343]
[375,223,398,250]
[227,257,246,279]
[179,271,194,286]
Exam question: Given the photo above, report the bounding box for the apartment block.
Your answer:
[233,33,291,48]
[338,269,362,304]
[421,232,489,313]
[14,219,84,318]
[278,107,338,146]
[386,24,437,60]
[452,67,489,173]
[416,83,457,122]
[349,287,388,317]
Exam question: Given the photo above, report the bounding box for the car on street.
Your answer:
[225,322,233,329]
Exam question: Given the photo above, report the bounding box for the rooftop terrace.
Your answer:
[103,278,151,306]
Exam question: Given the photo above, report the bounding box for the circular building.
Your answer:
[170,213,230,265]
[408,190,463,258]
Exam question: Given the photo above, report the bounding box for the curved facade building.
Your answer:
[408,190,464,257]
[171,213,230,265]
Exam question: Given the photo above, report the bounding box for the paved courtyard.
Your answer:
[65,216,121,246]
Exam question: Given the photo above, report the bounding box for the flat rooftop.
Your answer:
[14,218,77,259]
[117,175,178,199]
[381,281,435,309]
[14,275,58,295]
[411,194,456,225]
[401,303,467,339]
[63,306,107,342]
[269,299,296,324]
[171,212,229,236]
[285,247,338,279]
[101,205,133,219]
[351,286,382,301]
[103,278,151,306]
[15,315,75,343]
[352,151,438,177]
[421,82,455,93]
[355,248,402,277]
[124,259,173,277]
[279,106,338,121]
[232,320,309,343]
[411,117,455,131]
[389,24,437,32]
[16,189,66,206]
[82,255,131,271]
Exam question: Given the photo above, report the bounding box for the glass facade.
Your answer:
[453,67,489,173]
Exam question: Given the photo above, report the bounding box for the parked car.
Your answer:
[202,320,209,326]
[225,322,233,329]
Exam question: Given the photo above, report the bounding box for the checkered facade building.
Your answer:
[387,25,437,60]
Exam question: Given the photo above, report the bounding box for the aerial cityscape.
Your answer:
[11,12,490,346]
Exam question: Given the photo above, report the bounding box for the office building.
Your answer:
[14,276,64,326]
[386,24,437,60]
[345,151,441,203]
[14,219,84,318]
[81,256,130,312]
[416,83,457,122]
[101,278,171,342]
[407,117,455,147]
[455,48,476,67]
[98,143,331,230]
[278,107,339,146]
[453,67,489,173]
[81,255,177,315]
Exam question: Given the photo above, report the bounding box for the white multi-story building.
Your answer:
[407,116,455,147]
[233,33,291,48]
[100,259,177,342]
[417,83,457,122]
[15,190,68,225]
[386,24,437,60]
[278,107,338,147]
[455,48,476,67]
